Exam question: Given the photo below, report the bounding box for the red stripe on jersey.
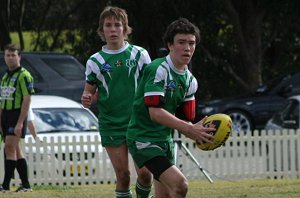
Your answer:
[144,95,161,107]
[183,99,196,121]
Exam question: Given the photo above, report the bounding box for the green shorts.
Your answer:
[127,138,175,168]
[100,134,127,147]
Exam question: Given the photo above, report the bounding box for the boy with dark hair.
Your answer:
[127,18,215,198]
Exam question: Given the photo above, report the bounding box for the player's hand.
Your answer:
[81,93,92,108]
[190,116,215,144]
[14,123,23,137]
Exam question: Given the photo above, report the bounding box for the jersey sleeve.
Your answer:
[184,74,198,102]
[144,64,167,98]
[20,72,35,96]
[85,58,99,85]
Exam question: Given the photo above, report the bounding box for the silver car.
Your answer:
[24,95,102,177]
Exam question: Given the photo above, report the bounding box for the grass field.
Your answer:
[1,179,300,198]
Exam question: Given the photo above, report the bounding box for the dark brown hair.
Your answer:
[4,43,21,55]
[163,18,200,49]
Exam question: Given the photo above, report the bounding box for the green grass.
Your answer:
[10,32,34,51]
[1,179,300,198]
[10,31,74,52]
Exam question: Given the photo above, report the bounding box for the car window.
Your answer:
[0,57,43,83]
[21,59,43,83]
[32,108,98,133]
[41,58,85,81]
[272,99,299,128]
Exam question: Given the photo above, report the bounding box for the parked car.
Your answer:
[24,95,102,177]
[0,52,98,115]
[265,95,300,130]
[196,71,300,133]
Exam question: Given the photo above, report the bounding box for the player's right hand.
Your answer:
[190,116,215,144]
[81,93,92,108]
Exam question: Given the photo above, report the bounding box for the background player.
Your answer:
[0,44,35,192]
[81,6,153,198]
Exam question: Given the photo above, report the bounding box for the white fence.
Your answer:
[0,129,299,186]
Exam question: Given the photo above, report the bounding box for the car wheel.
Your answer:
[226,110,253,134]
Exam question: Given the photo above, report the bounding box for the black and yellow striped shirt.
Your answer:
[0,67,35,110]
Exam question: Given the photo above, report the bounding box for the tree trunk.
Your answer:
[17,0,26,50]
[0,0,11,50]
[224,0,264,92]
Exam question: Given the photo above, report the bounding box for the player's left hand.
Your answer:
[14,123,23,137]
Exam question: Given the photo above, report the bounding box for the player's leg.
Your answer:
[106,143,131,198]
[2,135,19,190]
[1,111,18,191]
[153,179,171,198]
[16,143,32,190]
[145,157,188,198]
[158,165,188,198]
[135,164,153,198]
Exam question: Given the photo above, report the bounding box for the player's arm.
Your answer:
[145,95,214,143]
[149,107,213,142]
[15,95,31,137]
[81,83,97,108]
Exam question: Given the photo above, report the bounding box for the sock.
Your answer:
[2,160,17,190]
[16,158,31,188]
[115,189,132,198]
[136,180,152,198]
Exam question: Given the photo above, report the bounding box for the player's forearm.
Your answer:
[148,107,193,135]
[17,95,31,125]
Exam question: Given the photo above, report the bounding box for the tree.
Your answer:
[1,0,299,101]
[0,0,11,49]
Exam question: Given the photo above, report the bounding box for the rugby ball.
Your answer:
[196,113,232,151]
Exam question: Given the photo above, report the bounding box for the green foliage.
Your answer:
[5,0,300,100]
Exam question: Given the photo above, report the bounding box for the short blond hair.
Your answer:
[97,6,132,42]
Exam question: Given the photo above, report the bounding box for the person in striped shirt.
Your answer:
[0,44,35,193]
[81,6,152,198]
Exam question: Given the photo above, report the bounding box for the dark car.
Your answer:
[265,95,300,130]
[196,71,300,133]
[0,52,98,114]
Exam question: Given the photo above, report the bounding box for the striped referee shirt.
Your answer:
[0,67,35,110]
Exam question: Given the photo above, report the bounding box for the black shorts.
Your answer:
[1,109,27,139]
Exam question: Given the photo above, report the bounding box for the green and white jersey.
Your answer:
[127,55,198,142]
[85,42,151,136]
[1,67,34,110]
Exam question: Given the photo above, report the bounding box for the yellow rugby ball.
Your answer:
[196,113,232,151]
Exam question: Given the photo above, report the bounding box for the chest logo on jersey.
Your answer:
[166,80,177,91]
[115,60,122,67]
[101,63,112,73]
[126,59,137,68]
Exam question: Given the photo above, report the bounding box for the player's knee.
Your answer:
[173,178,188,197]
[4,144,16,154]
[137,169,153,185]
